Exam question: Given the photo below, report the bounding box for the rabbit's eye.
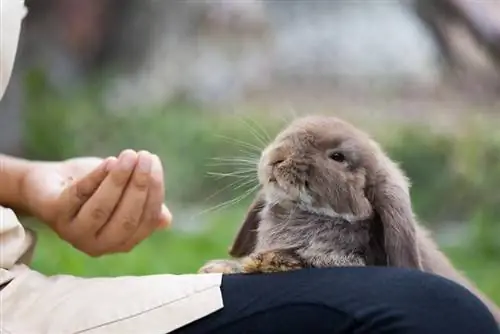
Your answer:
[329,152,346,162]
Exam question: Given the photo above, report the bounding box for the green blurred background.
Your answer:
[2,0,499,305]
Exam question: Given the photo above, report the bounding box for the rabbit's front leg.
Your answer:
[198,259,244,274]
[198,250,306,274]
[241,250,306,273]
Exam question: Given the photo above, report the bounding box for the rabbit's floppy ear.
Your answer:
[228,190,266,258]
[366,145,423,269]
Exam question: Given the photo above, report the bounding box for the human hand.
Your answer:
[21,149,172,257]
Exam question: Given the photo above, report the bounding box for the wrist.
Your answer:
[18,159,62,222]
[0,154,37,215]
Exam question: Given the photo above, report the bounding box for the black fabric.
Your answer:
[171,267,500,334]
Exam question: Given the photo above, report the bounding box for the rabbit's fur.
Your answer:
[199,115,420,273]
[198,115,500,322]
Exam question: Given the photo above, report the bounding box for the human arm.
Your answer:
[0,150,172,257]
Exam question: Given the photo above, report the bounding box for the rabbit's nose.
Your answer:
[269,159,284,181]
[270,158,285,167]
[267,145,288,167]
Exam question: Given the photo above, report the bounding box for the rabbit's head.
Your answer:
[229,115,422,269]
[257,116,375,220]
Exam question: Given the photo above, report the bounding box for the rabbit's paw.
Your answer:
[198,259,243,274]
[242,251,305,273]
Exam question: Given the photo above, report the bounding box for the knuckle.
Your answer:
[86,250,101,257]
[74,183,91,201]
[143,210,160,227]
[151,177,163,194]
[111,170,132,187]
[79,244,102,257]
[131,174,150,192]
[122,243,136,253]
[90,207,109,221]
[90,251,105,258]
[117,241,137,253]
[122,218,139,231]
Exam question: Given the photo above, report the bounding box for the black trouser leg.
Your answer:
[172,267,500,334]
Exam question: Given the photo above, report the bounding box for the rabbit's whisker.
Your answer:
[286,203,298,225]
[237,148,261,158]
[214,134,263,153]
[206,162,257,168]
[284,105,299,123]
[201,177,250,204]
[232,177,258,191]
[207,170,256,180]
[209,157,259,164]
[197,183,260,217]
[241,115,273,144]
[238,117,269,148]
[208,169,255,176]
[207,158,259,169]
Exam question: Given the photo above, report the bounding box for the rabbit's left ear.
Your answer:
[366,150,423,269]
[228,190,266,258]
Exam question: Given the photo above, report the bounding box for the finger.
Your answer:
[116,154,165,253]
[72,149,138,240]
[157,204,173,229]
[95,150,153,251]
[57,156,116,228]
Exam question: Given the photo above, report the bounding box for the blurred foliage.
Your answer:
[26,206,246,277]
[20,70,500,303]
[383,123,500,224]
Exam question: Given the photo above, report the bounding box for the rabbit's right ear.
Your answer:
[228,190,266,258]
[366,148,423,270]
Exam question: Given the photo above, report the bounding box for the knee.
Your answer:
[295,267,499,333]
[370,268,499,333]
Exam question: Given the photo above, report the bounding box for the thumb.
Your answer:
[58,157,116,222]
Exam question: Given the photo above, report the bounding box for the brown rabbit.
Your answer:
[198,115,422,274]
[198,114,500,323]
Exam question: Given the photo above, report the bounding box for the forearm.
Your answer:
[0,154,36,215]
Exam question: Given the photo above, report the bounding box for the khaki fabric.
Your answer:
[1,264,223,334]
[0,204,224,334]
[0,207,224,333]
[0,207,36,272]
[0,0,27,100]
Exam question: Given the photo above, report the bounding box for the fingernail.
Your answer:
[118,149,135,158]
[119,150,137,170]
[152,154,163,175]
[158,205,172,229]
[104,157,118,172]
[163,205,172,221]
[137,151,153,172]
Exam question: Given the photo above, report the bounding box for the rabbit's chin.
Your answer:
[263,182,368,222]
[263,181,301,204]
[262,182,356,221]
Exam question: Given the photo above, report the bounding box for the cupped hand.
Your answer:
[22,149,172,257]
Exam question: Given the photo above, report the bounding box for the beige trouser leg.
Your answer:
[0,264,223,334]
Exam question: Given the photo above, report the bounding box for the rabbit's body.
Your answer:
[199,115,398,274]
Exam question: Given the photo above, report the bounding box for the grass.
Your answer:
[27,204,248,277]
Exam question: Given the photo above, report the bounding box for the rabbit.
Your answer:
[198,114,422,274]
[198,114,500,324]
